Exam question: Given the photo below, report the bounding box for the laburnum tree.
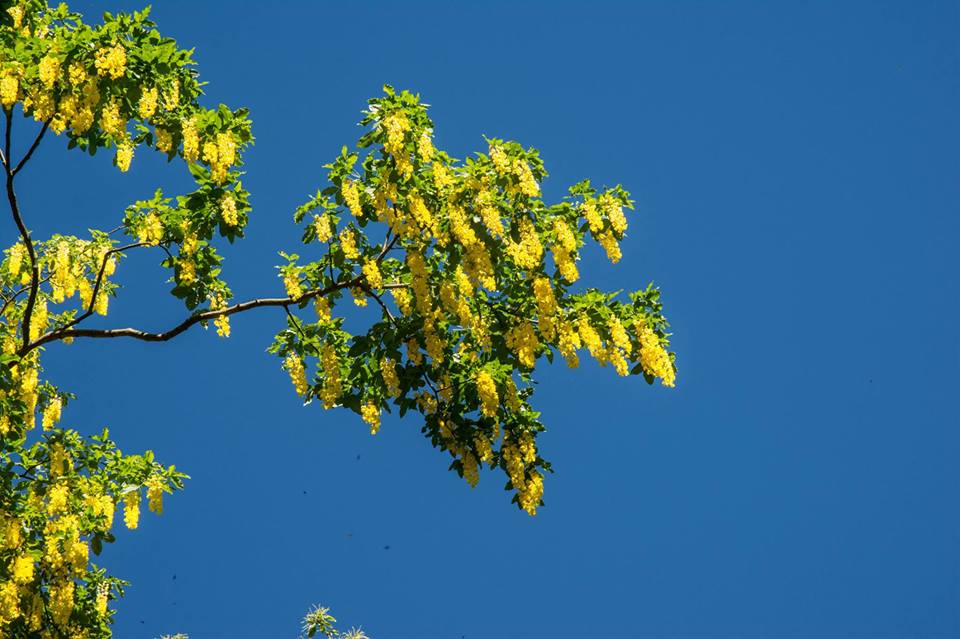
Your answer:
[0,1,677,637]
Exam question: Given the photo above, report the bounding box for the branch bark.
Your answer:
[4,109,42,352]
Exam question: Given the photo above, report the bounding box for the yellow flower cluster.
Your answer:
[202,132,237,184]
[418,130,435,161]
[342,180,362,218]
[314,297,332,323]
[577,316,604,363]
[432,161,453,190]
[488,142,540,197]
[38,54,60,87]
[182,116,200,162]
[42,396,62,430]
[164,78,180,110]
[551,219,579,283]
[505,218,543,270]
[221,192,239,227]
[94,43,127,79]
[474,369,498,418]
[636,322,676,387]
[283,270,302,298]
[146,475,165,514]
[123,490,140,529]
[597,230,622,264]
[406,338,423,366]
[313,214,333,243]
[380,357,401,397]
[100,98,125,137]
[318,344,341,408]
[138,86,158,120]
[362,258,382,289]
[210,294,231,337]
[284,354,309,397]
[506,321,539,369]
[532,275,559,339]
[6,5,24,29]
[361,401,380,434]
[0,72,18,108]
[382,112,409,156]
[351,287,367,307]
[116,139,134,172]
[155,127,173,153]
[339,228,359,260]
[582,199,602,234]
[406,251,432,315]
[137,212,164,246]
[600,194,628,234]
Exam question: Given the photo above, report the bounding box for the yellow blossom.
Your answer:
[351,287,368,307]
[461,452,479,487]
[474,369,498,418]
[42,396,62,430]
[123,491,140,529]
[284,354,309,397]
[220,192,239,226]
[314,297,332,323]
[38,55,61,88]
[319,344,341,408]
[362,258,382,289]
[380,357,400,397]
[94,43,127,79]
[11,555,33,584]
[115,139,134,172]
[283,270,302,298]
[49,580,74,626]
[406,338,423,366]
[146,475,164,514]
[361,401,380,434]
[636,322,676,387]
[313,214,332,242]
[0,74,19,108]
[138,86,158,119]
[582,199,603,234]
[506,321,539,369]
[597,230,622,263]
[100,99,125,137]
[155,126,173,153]
[339,228,359,260]
[600,194,628,235]
[182,116,199,162]
[342,180,362,218]
[6,5,24,28]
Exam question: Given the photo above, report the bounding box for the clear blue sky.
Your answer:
[17,1,959,637]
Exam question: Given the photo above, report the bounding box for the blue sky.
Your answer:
[17,1,959,637]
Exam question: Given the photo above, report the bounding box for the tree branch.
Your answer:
[4,109,41,352]
[15,242,148,355]
[12,120,49,176]
[24,277,365,350]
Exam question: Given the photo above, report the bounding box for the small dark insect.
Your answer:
[384,545,391,550]
[356,454,361,461]
[172,574,176,580]
[303,490,307,495]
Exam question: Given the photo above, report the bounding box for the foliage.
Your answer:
[0,1,676,636]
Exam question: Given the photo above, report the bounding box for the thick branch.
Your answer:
[4,109,41,352]
[25,277,365,349]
